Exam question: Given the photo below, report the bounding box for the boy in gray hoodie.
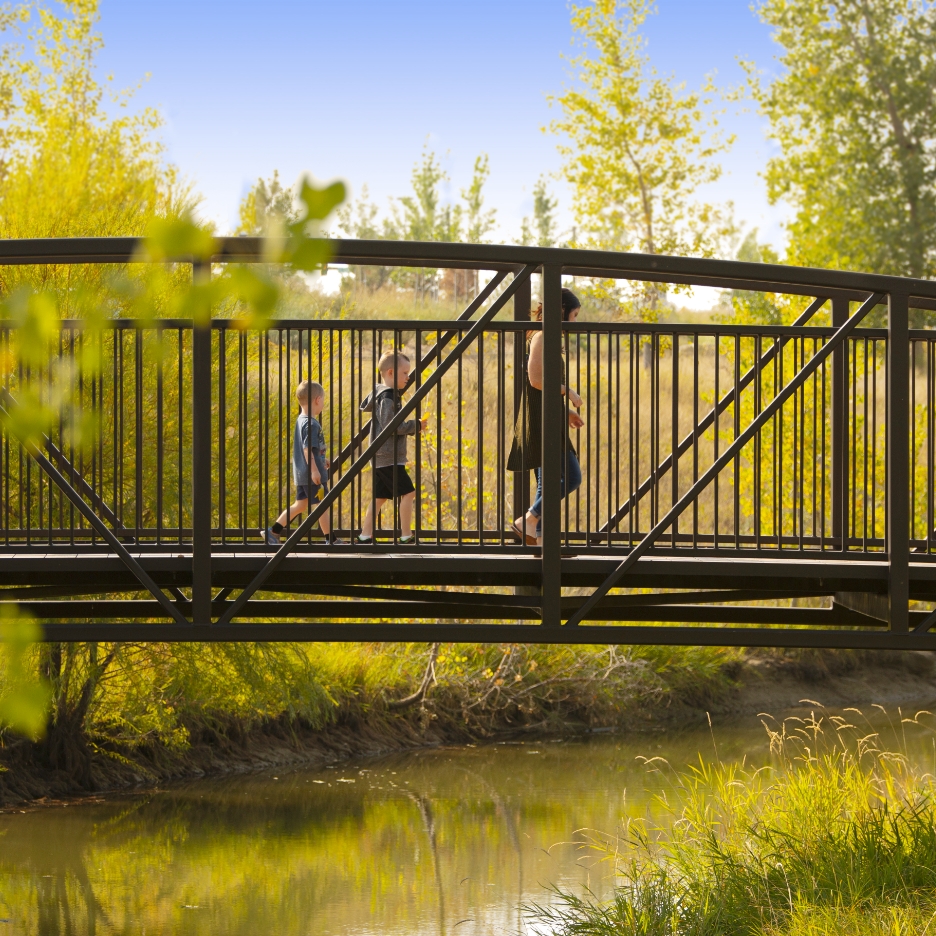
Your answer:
[357,350,426,544]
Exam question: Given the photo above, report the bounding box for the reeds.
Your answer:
[526,705,936,936]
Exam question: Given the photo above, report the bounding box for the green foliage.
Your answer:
[0,609,50,738]
[550,0,735,317]
[236,170,301,236]
[520,176,560,247]
[721,229,792,325]
[0,0,193,298]
[746,0,936,281]
[336,147,496,298]
[0,167,346,751]
[526,707,936,935]
[461,154,497,244]
[390,147,456,243]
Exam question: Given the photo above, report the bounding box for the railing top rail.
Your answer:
[0,236,935,305]
[3,318,936,339]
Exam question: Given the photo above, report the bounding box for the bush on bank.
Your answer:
[527,708,936,936]
[0,640,741,795]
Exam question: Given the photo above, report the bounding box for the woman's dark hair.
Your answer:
[561,288,581,320]
[529,288,583,335]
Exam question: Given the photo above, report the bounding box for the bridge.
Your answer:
[3,237,936,650]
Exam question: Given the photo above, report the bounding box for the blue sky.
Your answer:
[96,0,788,254]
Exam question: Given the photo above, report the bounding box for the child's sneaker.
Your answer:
[398,535,417,545]
[326,537,347,546]
[356,534,373,545]
[265,527,281,545]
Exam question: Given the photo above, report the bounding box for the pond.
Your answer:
[2,704,935,935]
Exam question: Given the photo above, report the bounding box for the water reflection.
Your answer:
[2,707,935,935]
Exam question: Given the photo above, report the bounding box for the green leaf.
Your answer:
[0,611,50,739]
[2,289,60,369]
[172,278,227,327]
[286,237,333,273]
[296,178,347,225]
[141,216,217,263]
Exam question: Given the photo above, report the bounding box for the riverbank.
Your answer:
[1,645,934,808]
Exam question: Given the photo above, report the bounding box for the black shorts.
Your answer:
[296,482,325,502]
[373,465,415,500]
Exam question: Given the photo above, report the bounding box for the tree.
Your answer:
[550,0,734,317]
[236,170,301,236]
[389,147,454,244]
[747,0,936,282]
[458,154,497,298]
[334,184,393,292]
[338,148,497,300]
[520,177,559,247]
[462,154,497,244]
[0,0,191,298]
[722,229,788,324]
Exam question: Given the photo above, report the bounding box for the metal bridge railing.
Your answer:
[3,315,932,559]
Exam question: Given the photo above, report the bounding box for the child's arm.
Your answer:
[302,445,321,485]
[306,447,321,485]
[376,395,423,436]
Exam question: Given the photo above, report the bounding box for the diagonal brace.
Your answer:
[329,269,509,476]
[565,291,884,627]
[216,264,536,627]
[601,296,829,535]
[0,387,131,538]
[0,402,190,625]
[914,607,936,633]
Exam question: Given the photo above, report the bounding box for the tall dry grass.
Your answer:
[527,705,936,936]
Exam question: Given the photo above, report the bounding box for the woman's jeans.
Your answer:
[529,450,582,536]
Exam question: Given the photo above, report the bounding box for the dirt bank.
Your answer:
[713,649,936,719]
[2,648,935,809]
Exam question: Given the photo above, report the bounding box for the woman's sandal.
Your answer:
[511,520,537,547]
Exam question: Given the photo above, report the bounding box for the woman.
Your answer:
[508,287,584,545]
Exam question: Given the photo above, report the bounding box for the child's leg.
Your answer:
[399,491,415,537]
[360,498,387,538]
[317,500,331,537]
[274,498,308,530]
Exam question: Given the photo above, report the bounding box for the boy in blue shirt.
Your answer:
[266,380,343,545]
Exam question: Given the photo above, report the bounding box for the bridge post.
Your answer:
[831,297,849,551]
[191,261,213,626]
[513,273,540,599]
[513,273,531,541]
[540,264,563,625]
[887,291,910,633]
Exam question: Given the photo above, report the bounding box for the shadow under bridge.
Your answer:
[3,236,936,649]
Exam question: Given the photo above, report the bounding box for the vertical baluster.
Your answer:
[191,262,212,625]
[671,332,679,551]
[873,339,879,547]
[713,335,720,550]
[733,334,741,550]
[477,329,484,546]
[887,292,910,631]
[540,264,563,625]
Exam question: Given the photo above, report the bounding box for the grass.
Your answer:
[526,705,936,936]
